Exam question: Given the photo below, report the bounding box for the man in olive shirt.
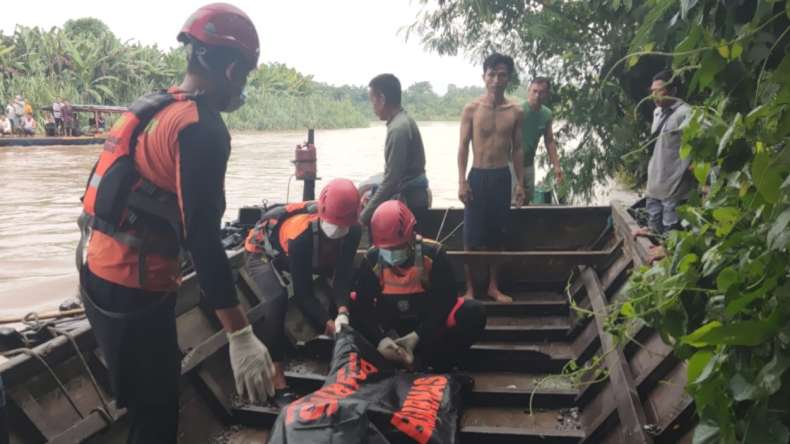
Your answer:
[360,73,430,233]
[521,77,563,203]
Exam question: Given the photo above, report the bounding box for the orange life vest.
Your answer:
[76,89,198,290]
[371,237,434,296]
[244,201,320,267]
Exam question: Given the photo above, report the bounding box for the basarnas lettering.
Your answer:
[285,352,378,425]
[391,375,448,444]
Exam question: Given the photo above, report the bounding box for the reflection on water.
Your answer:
[0,121,636,315]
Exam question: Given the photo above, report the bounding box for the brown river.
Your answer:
[0,122,637,319]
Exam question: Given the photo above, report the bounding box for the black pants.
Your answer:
[0,376,8,444]
[402,187,430,237]
[82,269,180,444]
[420,298,485,370]
[244,255,338,362]
[353,297,486,371]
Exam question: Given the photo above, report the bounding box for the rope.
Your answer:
[2,347,85,419]
[435,207,450,240]
[439,221,464,245]
[286,174,295,203]
[48,326,114,424]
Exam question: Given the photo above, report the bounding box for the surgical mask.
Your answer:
[379,248,410,267]
[223,89,247,113]
[321,221,349,239]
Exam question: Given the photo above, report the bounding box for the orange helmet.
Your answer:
[370,200,416,248]
[178,3,260,68]
[318,179,360,227]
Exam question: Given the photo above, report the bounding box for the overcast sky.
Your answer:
[0,0,484,94]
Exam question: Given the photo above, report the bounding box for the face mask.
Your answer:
[379,248,410,267]
[321,221,349,239]
[223,89,247,113]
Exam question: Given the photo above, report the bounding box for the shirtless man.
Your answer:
[458,53,525,303]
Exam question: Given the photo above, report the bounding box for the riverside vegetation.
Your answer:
[0,17,486,131]
[412,1,790,442]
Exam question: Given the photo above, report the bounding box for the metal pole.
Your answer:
[302,129,316,201]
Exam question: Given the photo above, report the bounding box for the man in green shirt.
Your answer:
[521,77,563,202]
[360,74,430,233]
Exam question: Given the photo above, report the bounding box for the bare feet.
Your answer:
[648,245,667,264]
[632,227,650,237]
[486,288,513,303]
[462,289,475,300]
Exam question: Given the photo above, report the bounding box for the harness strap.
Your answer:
[311,219,320,270]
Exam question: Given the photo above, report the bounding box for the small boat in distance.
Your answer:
[0,104,126,147]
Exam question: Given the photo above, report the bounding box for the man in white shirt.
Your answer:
[52,99,63,136]
[0,115,11,135]
[5,103,15,134]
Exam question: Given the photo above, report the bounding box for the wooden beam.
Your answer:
[581,267,652,444]
[611,202,653,268]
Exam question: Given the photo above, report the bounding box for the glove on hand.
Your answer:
[395,331,419,354]
[377,337,414,367]
[334,313,350,334]
[228,325,276,404]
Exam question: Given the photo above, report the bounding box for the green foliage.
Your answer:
[411,0,664,201]
[0,19,479,132]
[615,1,790,442]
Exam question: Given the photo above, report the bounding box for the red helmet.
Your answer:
[178,3,260,68]
[370,201,416,249]
[319,179,360,227]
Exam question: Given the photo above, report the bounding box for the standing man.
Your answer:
[5,101,16,135]
[458,53,526,303]
[12,96,24,132]
[62,100,73,136]
[76,5,273,443]
[644,70,692,234]
[52,98,63,136]
[359,74,430,234]
[521,77,563,203]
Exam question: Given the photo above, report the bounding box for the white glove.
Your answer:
[395,331,420,354]
[227,325,276,404]
[334,313,350,334]
[377,337,414,367]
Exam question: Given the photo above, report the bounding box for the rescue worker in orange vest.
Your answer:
[352,200,486,371]
[243,178,362,404]
[76,5,274,443]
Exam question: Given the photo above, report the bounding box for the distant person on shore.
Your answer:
[76,4,270,442]
[519,77,563,203]
[458,53,526,303]
[44,113,57,136]
[0,115,11,136]
[641,70,692,234]
[21,113,36,136]
[97,112,106,132]
[633,70,694,263]
[62,100,73,136]
[359,73,430,234]
[23,99,32,116]
[52,98,64,135]
[4,103,15,134]
[13,96,24,130]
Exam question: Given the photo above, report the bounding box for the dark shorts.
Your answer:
[81,269,180,408]
[463,167,511,249]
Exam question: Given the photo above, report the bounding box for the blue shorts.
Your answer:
[463,167,511,249]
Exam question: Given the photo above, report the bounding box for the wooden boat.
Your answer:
[0,105,126,148]
[0,204,695,443]
[0,136,107,147]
